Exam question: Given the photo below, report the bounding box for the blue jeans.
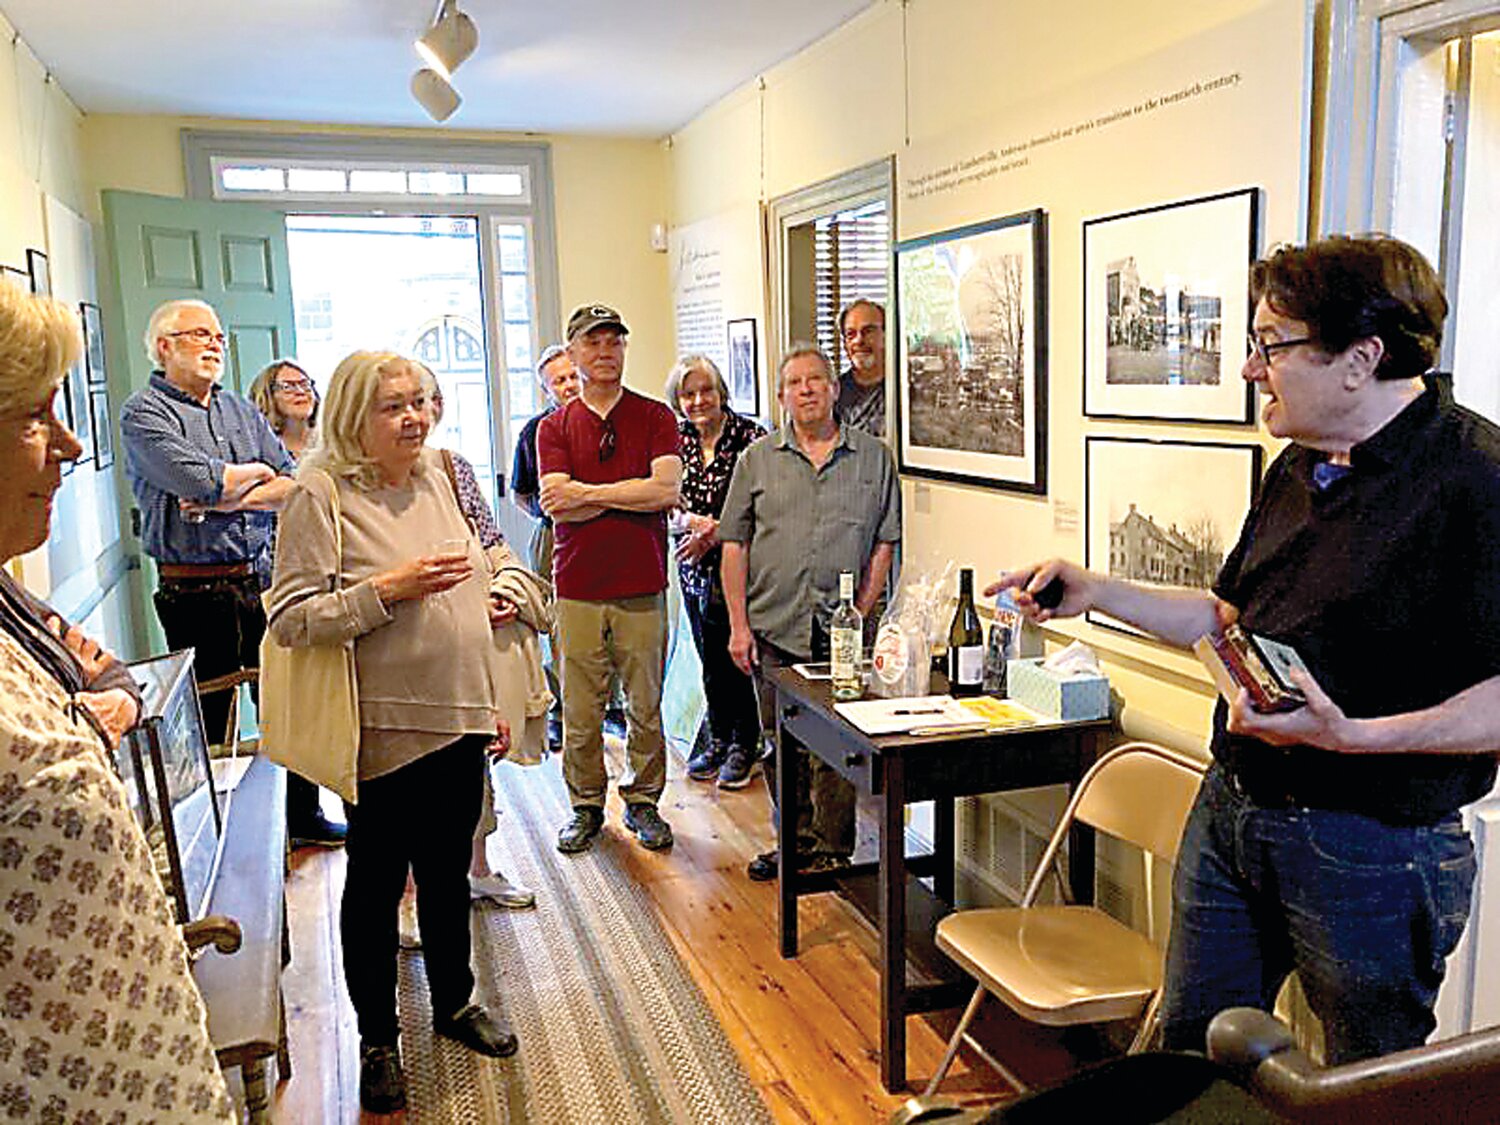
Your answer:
[1161,765,1475,1064]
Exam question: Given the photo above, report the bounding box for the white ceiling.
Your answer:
[4,0,874,136]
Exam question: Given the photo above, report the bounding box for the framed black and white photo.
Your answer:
[0,265,27,291]
[896,208,1047,494]
[91,386,114,469]
[62,360,93,470]
[81,301,108,386]
[1085,436,1262,637]
[1083,188,1258,423]
[26,248,49,297]
[726,317,759,416]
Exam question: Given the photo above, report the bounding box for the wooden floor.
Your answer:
[270,740,1085,1124]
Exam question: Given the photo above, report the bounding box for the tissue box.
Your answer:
[1007,658,1110,720]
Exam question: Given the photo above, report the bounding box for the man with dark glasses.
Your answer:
[538,304,682,853]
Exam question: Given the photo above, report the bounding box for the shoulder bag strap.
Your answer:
[439,448,480,538]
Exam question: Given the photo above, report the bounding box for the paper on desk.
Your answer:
[211,755,253,794]
[834,695,978,735]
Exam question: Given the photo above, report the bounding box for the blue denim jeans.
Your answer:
[1161,765,1475,1064]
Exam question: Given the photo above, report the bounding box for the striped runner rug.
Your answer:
[397,758,773,1124]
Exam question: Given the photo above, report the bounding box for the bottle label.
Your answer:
[831,629,860,677]
[955,645,983,684]
[872,622,909,684]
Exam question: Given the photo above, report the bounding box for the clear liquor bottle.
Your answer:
[830,571,864,701]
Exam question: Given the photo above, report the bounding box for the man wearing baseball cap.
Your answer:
[538,305,682,853]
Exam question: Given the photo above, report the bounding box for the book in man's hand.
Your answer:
[1193,624,1308,713]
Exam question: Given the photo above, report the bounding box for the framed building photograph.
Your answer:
[81,301,108,386]
[26,248,49,297]
[726,316,759,416]
[1082,188,1259,422]
[1085,436,1262,637]
[91,386,114,469]
[896,208,1048,494]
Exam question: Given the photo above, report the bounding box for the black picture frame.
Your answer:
[90,386,114,469]
[895,208,1048,495]
[81,301,108,386]
[1084,436,1262,637]
[1082,187,1259,423]
[60,362,92,470]
[0,265,27,291]
[25,248,49,297]
[726,317,759,416]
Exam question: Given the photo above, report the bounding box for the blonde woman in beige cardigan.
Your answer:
[265,351,516,1115]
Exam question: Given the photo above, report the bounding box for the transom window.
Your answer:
[210,158,529,204]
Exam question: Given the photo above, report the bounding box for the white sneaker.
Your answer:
[398,895,421,950]
[469,872,537,909]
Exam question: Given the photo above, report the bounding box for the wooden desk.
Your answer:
[766,664,1110,1091]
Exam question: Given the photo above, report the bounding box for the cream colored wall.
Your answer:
[78,115,674,395]
[668,0,1326,750]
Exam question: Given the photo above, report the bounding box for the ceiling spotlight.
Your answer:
[411,68,461,122]
[415,0,478,80]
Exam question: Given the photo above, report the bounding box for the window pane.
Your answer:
[465,171,525,196]
[287,168,347,193]
[348,169,408,193]
[505,323,532,371]
[408,171,466,195]
[497,227,528,272]
[220,165,285,192]
[501,273,529,320]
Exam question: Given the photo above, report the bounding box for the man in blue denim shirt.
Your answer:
[121,298,345,847]
[996,236,1500,1064]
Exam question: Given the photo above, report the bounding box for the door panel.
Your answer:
[104,190,294,398]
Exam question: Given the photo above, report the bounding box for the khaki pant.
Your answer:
[556,594,667,808]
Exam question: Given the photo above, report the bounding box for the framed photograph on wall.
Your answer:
[726,317,759,416]
[26,249,50,297]
[896,208,1048,494]
[1085,436,1262,637]
[1083,187,1258,423]
[0,265,27,291]
[81,302,108,386]
[63,361,93,469]
[91,386,115,469]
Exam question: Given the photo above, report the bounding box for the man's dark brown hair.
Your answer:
[1250,234,1447,380]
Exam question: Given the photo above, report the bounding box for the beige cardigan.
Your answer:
[266,450,502,779]
[487,541,554,764]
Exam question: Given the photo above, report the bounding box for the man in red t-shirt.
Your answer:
[539,304,683,853]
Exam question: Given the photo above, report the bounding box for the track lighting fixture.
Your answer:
[415,0,478,80]
[411,67,461,122]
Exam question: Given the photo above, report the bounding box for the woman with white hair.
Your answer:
[0,283,235,1121]
[265,351,517,1114]
[666,354,765,788]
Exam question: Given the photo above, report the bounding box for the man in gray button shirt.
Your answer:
[720,343,900,880]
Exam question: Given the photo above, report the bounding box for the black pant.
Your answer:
[683,579,760,752]
[153,573,322,827]
[341,736,486,1045]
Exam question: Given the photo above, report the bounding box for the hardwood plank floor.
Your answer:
[269,739,1044,1123]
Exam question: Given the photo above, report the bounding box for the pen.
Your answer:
[892,707,945,715]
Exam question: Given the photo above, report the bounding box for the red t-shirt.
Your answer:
[537,388,681,600]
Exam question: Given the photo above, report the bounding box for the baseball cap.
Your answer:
[535,344,568,376]
[566,303,629,341]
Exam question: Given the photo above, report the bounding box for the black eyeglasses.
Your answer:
[1246,331,1314,367]
[169,327,227,347]
[598,415,616,462]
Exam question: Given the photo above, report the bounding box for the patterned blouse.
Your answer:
[677,409,766,598]
[449,449,502,550]
[0,628,234,1122]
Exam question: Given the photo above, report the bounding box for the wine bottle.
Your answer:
[830,571,864,701]
[946,568,984,696]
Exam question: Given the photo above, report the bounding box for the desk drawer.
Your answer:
[779,701,876,792]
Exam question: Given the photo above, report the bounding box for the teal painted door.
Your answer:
[100,190,295,657]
